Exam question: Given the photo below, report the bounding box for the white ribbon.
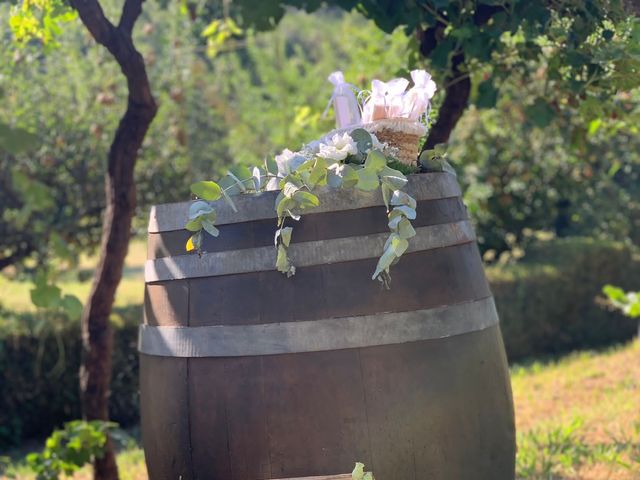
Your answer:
[402,69,437,120]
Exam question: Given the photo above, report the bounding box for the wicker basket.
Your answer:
[363,118,426,166]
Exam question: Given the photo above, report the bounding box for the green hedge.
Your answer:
[489,237,640,361]
[1,238,638,448]
[0,307,139,448]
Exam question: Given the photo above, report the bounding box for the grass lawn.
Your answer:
[1,340,638,480]
[0,240,147,313]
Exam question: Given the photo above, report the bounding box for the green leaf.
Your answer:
[364,149,387,172]
[0,123,39,154]
[352,463,365,480]
[60,295,83,319]
[526,99,556,128]
[381,183,392,211]
[189,200,214,220]
[276,196,296,219]
[355,168,379,191]
[379,165,408,190]
[390,236,409,256]
[390,190,417,209]
[219,174,243,196]
[31,283,62,309]
[476,79,498,109]
[397,218,417,239]
[283,181,300,198]
[337,164,359,188]
[275,226,293,247]
[190,181,222,201]
[201,220,220,237]
[185,218,203,232]
[276,244,295,277]
[307,160,327,188]
[393,205,417,220]
[293,190,320,208]
[372,245,396,280]
[350,128,373,154]
[227,165,253,192]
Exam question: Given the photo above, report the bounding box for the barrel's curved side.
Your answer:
[140,173,516,480]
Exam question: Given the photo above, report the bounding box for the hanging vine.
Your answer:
[186,128,418,287]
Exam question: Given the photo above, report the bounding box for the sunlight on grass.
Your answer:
[512,340,640,479]
[0,239,146,313]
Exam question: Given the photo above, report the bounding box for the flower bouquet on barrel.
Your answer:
[184,69,438,287]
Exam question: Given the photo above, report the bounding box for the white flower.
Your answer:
[265,148,306,191]
[317,132,358,161]
[370,132,386,152]
[275,148,306,176]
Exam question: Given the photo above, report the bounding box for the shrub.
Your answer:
[490,237,640,361]
[0,307,139,449]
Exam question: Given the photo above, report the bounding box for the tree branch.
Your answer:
[118,0,143,36]
[421,50,471,155]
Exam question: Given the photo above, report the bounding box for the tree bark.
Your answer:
[69,1,157,479]
[421,50,470,153]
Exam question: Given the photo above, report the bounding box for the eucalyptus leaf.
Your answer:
[188,201,214,220]
[372,245,396,280]
[393,205,417,219]
[398,218,417,239]
[201,220,220,237]
[283,181,300,198]
[364,149,387,172]
[381,183,392,211]
[355,168,379,191]
[275,226,293,247]
[307,160,328,188]
[219,174,243,196]
[390,236,409,256]
[190,181,222,201]
[293,190,320,208]
[337,164,359,188]
[327,169,342,188]
[185,218,203,232]
[379,165,408,189]
[350,128,373,154]
[390,190,417,208]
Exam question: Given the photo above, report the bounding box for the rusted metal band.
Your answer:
[144,220,476,283]
[138,297,499,357]
[148,173,461,232]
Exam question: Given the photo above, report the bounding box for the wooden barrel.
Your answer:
[140,172,516,480]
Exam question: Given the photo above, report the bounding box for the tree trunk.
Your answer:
[422,51,471,153]
[70,1,157,479]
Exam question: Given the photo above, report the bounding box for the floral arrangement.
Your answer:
[186,70,437,286]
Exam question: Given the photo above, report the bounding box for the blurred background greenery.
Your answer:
[0,1,639,479]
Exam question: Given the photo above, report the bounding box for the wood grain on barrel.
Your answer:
[140,173,516,480]
[147,197,468,259]
[144,221,476,283]
[141,326,514,480]
[175,243,490,327]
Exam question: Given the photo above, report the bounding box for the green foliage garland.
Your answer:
[187,129,417,286]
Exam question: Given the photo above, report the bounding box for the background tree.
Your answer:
[10,0,157,478]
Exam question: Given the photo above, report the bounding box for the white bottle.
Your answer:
[327,71,361,129]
